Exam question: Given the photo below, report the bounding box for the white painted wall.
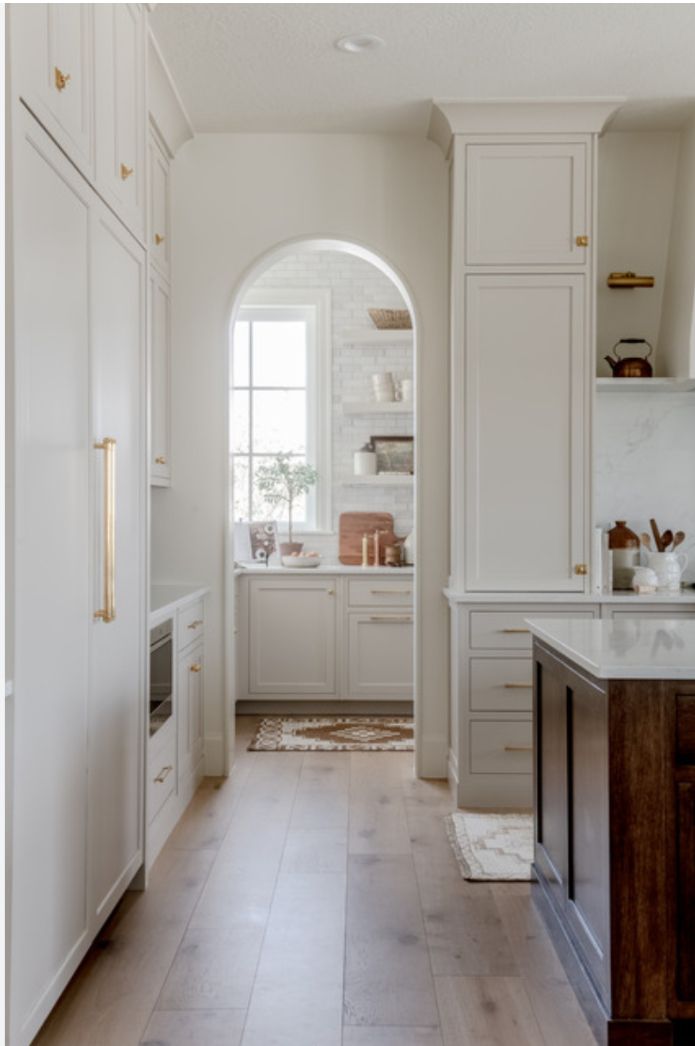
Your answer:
[660,115,695,378]
[244,250,414,559]
[597,131,680,376]
[151,133,450,777]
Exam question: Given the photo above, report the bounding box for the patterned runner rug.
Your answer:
[248,715,414,752]
[445,810,533,881]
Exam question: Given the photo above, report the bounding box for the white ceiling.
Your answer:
[151,3,695,135]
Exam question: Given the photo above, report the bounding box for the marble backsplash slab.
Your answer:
[595,391,695,581]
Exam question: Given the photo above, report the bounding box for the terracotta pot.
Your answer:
[608,521,639,549]
[280,541,304,557]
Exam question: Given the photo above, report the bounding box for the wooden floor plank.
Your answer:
[280,827,348,873]
[343,1029,443,1046]
[140,1009,246,1046]
[435,975,547,1046]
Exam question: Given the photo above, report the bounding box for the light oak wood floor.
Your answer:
[35,716,597,1046]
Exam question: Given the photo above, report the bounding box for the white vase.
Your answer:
[646,551,688,592]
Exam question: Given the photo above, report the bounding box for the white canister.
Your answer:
[372,372,395,403]
[612,548,639,590]
[402,530,414,565]
[646,551,689,592]
[400,378,413,403]
[354,443,377,476]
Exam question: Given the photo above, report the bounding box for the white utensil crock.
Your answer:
[646,551,688,591]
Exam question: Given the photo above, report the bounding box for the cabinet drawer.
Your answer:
[470,658,533,712]
[178,599,205,643]
[348,579,413,608]
[148,721,176,823]
[469,610,594,650]
[470,720,533,775]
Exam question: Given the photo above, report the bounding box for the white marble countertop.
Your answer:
[444,588,695,605]
[151,583,210,617]
[235,563,414,576]
[526,617,695,679]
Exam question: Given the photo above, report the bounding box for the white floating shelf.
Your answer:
[597,377,695,393]
[340,475,414,487]
[342,401,413,414]
[336,328,413,346]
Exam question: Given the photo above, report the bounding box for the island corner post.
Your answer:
[530,633,695,1046]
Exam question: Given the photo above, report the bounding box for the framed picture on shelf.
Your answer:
[370,435,414,475]
[234,521,279,564]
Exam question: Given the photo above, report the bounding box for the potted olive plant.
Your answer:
[255,454,318,557]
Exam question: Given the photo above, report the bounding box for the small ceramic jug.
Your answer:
[646,551,688,592]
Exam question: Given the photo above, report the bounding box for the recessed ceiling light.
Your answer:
[334,34,385,54]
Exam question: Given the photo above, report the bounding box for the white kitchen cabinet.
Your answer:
[464,274,588,592]
[94,4,146,240]
[248,579,338,694]
[148,126,171,277]
[177,643,205,788]
[465,141,589,267]
[9,3,95,179]
[347,612,414,699]
[150,268,172,485]
[8,109,146,1046]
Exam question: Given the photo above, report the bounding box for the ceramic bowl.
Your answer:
[281,555,322,569]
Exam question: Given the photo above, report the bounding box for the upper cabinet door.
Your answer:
[94,4,146,240]
[464,274,588,592]
[9,4,95,178]
[148,128,171,278]
[465,142,589,266]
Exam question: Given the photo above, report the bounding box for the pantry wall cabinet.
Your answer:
[8,106,147,1046]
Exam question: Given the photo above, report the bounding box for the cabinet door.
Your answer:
[347,613,413,699]
[178,643,205,785]
[249,580,337,694]
[94,4,146,239]
[150,269,171,485]
[464,275,587,592]
[89,200,147,925]
[148,128,171,278]
[466,142,589,266]
[9,4,95,178]
[9,111,92,1046]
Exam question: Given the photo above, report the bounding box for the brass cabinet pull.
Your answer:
[369,614,412,621]
[327,589,335,596]
[575,235,589,247]
[154,233,166,246]
[154,765,173,783]
[574,563,588,576]
[501,628,529,634]
[120,163,134,180]
[370,589,412,596]
[504,745,532,752]
[54,67,71,91]
[155,455,167,465]
[503,683,532,689]
[94,438,116,622]
[187,619,203,630]
[190,663,202,673]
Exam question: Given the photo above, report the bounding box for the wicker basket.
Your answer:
[368,308,412,331]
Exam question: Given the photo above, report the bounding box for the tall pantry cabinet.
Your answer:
[7,7,148,1045]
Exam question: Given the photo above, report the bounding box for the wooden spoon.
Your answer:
[672,531,686,550]
[650,518,663,552]
[661,529,674,550]
[641,532,652,551]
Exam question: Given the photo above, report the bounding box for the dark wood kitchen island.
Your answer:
[527,616,695,1046]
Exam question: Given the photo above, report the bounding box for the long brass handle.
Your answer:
[370,589,412,596]
[187,619,203,630]
[155,455,167,465]
[54,67,71,91]
[503,683,533,689]
[94,438,116,622]
[501,628,529,634]
[154,233,165,246]
[190,663,202,673]
[504,745,533,752]
[120,163,134,180]
[154,765,173,783]
[369,615,413,622]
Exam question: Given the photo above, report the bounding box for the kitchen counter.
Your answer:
[235,563,414,576]
[151,583,210,618]
[444,587,695,604]
[526,615,695,679]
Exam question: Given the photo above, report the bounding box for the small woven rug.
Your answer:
[248,715,414,752]
[445,810,533,881]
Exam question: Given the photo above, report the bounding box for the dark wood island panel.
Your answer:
[532,638,695,1045]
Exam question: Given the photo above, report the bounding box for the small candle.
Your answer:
[361,533,369,568]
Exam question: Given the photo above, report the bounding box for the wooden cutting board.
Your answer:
[339,512,395,565]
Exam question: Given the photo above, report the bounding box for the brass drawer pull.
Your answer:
[501,628,529,634]
[504,745,532,752]
[120,163,134,180]
[369,589,412,595]
[503,683,532,689]
[155,455,167,465]
[94,437,116,623]
[369,615,412,623]
[54,67,71,91]
[154,233,166,246]
[154,765,173,783]
[574,563,588,576]
[575,235,589,247]
[187,619,203,630]
[190,663,202,673]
